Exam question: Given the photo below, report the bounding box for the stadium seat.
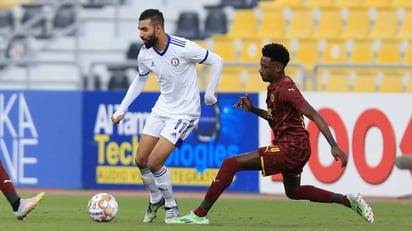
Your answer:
[341,7,372,40]
[404,41,412,65]
[226,9,258,39]
[406,73,412,92]
[375,39,407,65]
[363,0,391,7]
[347,39,378,64]
[0,9,13,33]
[0,0,32,9]
[211,36,240,62]
[368,8,402,39]
[289,38,322,69]
[126,42,143,60]
[203,9,228,38]
[239,38,266,63]
[334,0,365,7]
[174,11,202,40]
[396,8,412,40]
[217,66,245,92]
[107,65,130,90]
[379,71,408,93]
[144,73,159,91]
[319,70,352,92]
[53,4,76,30]
[320,38,349,64]
[257,7,286,40]
[305,0,335,7]
[21,3,49,38]
[391,0,412,8]
[284,7,315,39]
[211,0,258,9]
[263,0,304,8]
[245,75,269,92]
[312,7,344,39]
[352,70,379,92]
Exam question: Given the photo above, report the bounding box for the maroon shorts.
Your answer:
[257,141,311,177]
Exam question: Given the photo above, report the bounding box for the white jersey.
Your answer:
[137,35,207,117]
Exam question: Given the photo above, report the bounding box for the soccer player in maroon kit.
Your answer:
[0,160,44,220]
[170,43,374,225]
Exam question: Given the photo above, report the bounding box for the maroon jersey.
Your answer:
[266,75,309,146]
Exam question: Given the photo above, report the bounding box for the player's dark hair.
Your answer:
[139,9,164,27]
[262,43,290,66]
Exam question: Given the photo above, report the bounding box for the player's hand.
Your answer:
[204,93,217,106]
[232,95,253,111]
[111,114,124,125]
[331,146,347,168]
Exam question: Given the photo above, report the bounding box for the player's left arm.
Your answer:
[186,40,223,106]
[300,103,347,167]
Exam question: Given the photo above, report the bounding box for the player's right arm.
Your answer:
[112,74,148,124]
[233,95,269,120]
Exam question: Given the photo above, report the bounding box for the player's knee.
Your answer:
[285,188,299,200]
[135,155,146,168]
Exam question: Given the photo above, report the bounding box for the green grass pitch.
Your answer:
[0,193,411,231]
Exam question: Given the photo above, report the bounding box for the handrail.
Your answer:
[0,59,82,89]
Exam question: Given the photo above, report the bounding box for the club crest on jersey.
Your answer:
[171,58,179,66]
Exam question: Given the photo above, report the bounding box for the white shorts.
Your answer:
[142,113,199,148]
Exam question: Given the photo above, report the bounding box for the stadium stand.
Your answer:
[1,0,411,93]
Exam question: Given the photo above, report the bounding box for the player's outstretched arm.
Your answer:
[233,95,269,121]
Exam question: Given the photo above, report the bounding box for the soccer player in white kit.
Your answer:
[111,9,223,223]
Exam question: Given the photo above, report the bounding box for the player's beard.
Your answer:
[143,34,157,49]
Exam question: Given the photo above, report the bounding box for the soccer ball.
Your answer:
[87,193,119,222]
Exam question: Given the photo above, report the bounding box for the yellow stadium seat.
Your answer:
[352,70,379,92]
[320,38,349,64]
[379,71,408,93]
[257,8,286,40]
[305,0,336,7]
[211,36,239,62]
[334,0,365,7]
[347,39,377,64]
[341,7,372,40]
[391,0,412,8]
[259,0,304,9]
[239,38,266,63]
[226,9,258,39]
[375,39,406,65]
[0,0,32,9]
[144,73,159,91]
[218,66,245,92]
[406,73,412,92]
[363,0,391,7]
[290,38,322,69]
[315,69,352,92]
[368,8,401,39]
[312,7,344,39]
[244,67,269,92]
[397,8,412,40]
[284,7,315,39]
[404,42,412,65]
